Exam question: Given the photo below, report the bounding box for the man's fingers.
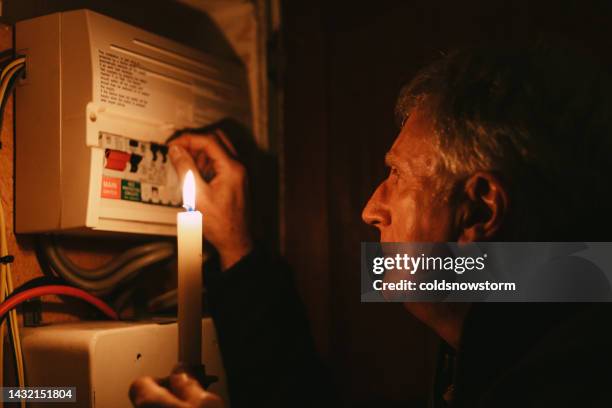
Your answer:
[169,134,235,167]
[169,374,223,407]
[168,145,197,180]
[214,130,238,157]
[129,376,190,408]
[168,146,210,191]
[168,373,206,402]
[169,137,246,184]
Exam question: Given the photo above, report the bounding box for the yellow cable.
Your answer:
[0,183,26,408]
[0,57,28,408]
[0,189,8,406]
[0,63,24,103]
[0,265,5,408]
[0,58,25,82]
[0,65,20,113]
[7,275,25,379]
[7,274,26,408]
[6,272,24,375]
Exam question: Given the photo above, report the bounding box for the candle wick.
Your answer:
[183,204,194,212]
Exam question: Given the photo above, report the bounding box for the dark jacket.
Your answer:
[434,302,611,407]
[206,250,611,407]
[205,249,334,408]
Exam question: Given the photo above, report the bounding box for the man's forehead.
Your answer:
[389,109,436,157]
[386,109,439,175]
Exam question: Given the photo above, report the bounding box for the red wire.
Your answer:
[0,285,119,321]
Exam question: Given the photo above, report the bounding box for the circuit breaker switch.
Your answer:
[150,143,160,162]
[105,149,130,171]
[160,145,169,163]
[129,153,143,173]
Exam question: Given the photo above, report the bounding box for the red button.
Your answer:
[105,149,131,171]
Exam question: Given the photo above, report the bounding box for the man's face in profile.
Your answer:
[362,108,454,243]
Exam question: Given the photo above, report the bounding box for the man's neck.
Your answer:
[404,302,472,349]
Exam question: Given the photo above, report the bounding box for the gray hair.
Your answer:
[395,44,612,239]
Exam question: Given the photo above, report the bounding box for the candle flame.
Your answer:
[182,170,196,211]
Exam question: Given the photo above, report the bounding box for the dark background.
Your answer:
[3,0,612,405]
[281,1,612,405]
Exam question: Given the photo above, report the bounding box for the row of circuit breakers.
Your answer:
[100,133,178,206]
[15,9,252,236]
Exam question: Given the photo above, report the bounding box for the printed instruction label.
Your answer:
[98,50,150,108]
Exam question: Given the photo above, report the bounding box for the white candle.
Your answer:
[177,170,203,365]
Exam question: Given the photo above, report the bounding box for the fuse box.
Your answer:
[15,9,251,235]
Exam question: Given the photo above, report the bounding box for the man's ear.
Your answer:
[456,172,509,242]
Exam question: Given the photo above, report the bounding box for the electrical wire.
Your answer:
[1,216,25,408]
[0,57,25,82]
[0,59,27,404]
[0,299,4,399]
[1,193,25,408]
[4,276,66,298]
[0,65,24,134]
[0,58,24,154]
[0,59,27,408]
[0,286,119,323]
[51,237,174,280]
[6,271,25,404]
[0,55,29,407]
[0,276,67,326]
[39,236,175,296]
[147,288,179,312]
[147,287,208,314]
[0,63,24,103]
[0,208,7,403]
[0,50,17,63]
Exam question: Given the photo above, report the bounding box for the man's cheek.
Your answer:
[390,199,419,241]
[379,230,393,243]
[415,195,452,241]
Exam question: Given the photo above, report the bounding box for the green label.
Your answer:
[121,179,141,202]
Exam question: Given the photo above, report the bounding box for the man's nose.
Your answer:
[362,186,389,227]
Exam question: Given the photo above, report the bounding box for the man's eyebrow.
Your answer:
[385,152,414,175]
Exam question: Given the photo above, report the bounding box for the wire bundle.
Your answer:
[0,207,119,406]
[0,285,119,324]
[0,53,26,408]
[0,199,25,408]
[39,236,175,296]
[0,55,25,138]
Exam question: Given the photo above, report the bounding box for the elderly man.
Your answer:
[130,44,612,407]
